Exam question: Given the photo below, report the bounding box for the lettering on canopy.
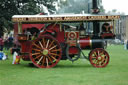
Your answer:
[12,15,120,22]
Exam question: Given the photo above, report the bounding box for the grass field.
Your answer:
[0,45,128,85]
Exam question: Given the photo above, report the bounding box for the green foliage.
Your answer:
[0,0,57,32]
[0,45,128,85]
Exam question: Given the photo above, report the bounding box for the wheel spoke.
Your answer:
[101,59,105,65]
[50,49,61,52]
[101,58,106,65]
[32,52,40,56]
[46,57,49,67]
[100,51,104,56]
[96,60,100,65]
[49,53,59,56]
[93,59,97,64]
[34,54,42,60]
[48,40,54,48]
[48,56,53,64]
[49,45,57,50]
[91,56,96,59]
[51,56,57,61]
[39,41,44,49]
[37,56,44,64]
[46,39,50,48]
[32,48,41,52]
[101,55,105,59]
[93,52,97,57]
[40,56,45,66]
[32,42,41,49]
[102,56,108,63]
[97,50,100,56]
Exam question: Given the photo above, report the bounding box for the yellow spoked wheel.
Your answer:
[89,48,109,68]
[30,35,62,68]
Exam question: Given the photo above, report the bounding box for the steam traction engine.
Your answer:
[12,14,120,68]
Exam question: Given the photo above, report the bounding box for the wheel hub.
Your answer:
[42,49,49,55]
[97,56,102,61]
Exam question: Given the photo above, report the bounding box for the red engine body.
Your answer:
[12,14,119,68]
[14,23,112,61]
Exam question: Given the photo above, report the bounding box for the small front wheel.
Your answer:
[89,48,109,68]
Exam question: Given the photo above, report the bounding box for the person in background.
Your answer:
[4,36,9,50]
[0,36,7,60]
[11,44,21,64]
[8,35,14,50]
[126,40,128,50]
[0,36,4,52]
[124,39,128,50]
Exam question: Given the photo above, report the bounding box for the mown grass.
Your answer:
[0,45,128,85]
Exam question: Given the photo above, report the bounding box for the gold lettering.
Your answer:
[52,17,63,21]
[108,16,120,19]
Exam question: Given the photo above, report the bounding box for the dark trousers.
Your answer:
[0,45,3,51]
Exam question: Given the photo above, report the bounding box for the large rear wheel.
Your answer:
[89,48,109,68]
[30,35,62,68]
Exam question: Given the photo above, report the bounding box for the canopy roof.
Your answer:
[12,14,120,23]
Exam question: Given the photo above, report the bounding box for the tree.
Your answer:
[0,0,18,35]
[0,0,58,35]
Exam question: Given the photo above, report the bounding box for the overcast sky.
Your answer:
[102,0,128,15]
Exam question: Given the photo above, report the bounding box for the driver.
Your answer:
[102,23,112,33]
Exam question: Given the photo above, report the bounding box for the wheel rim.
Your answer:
[30,35,62,68]
[89,48,109,68]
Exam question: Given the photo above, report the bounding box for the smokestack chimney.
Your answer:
[92,0,100,14]
[92,0,100,35]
